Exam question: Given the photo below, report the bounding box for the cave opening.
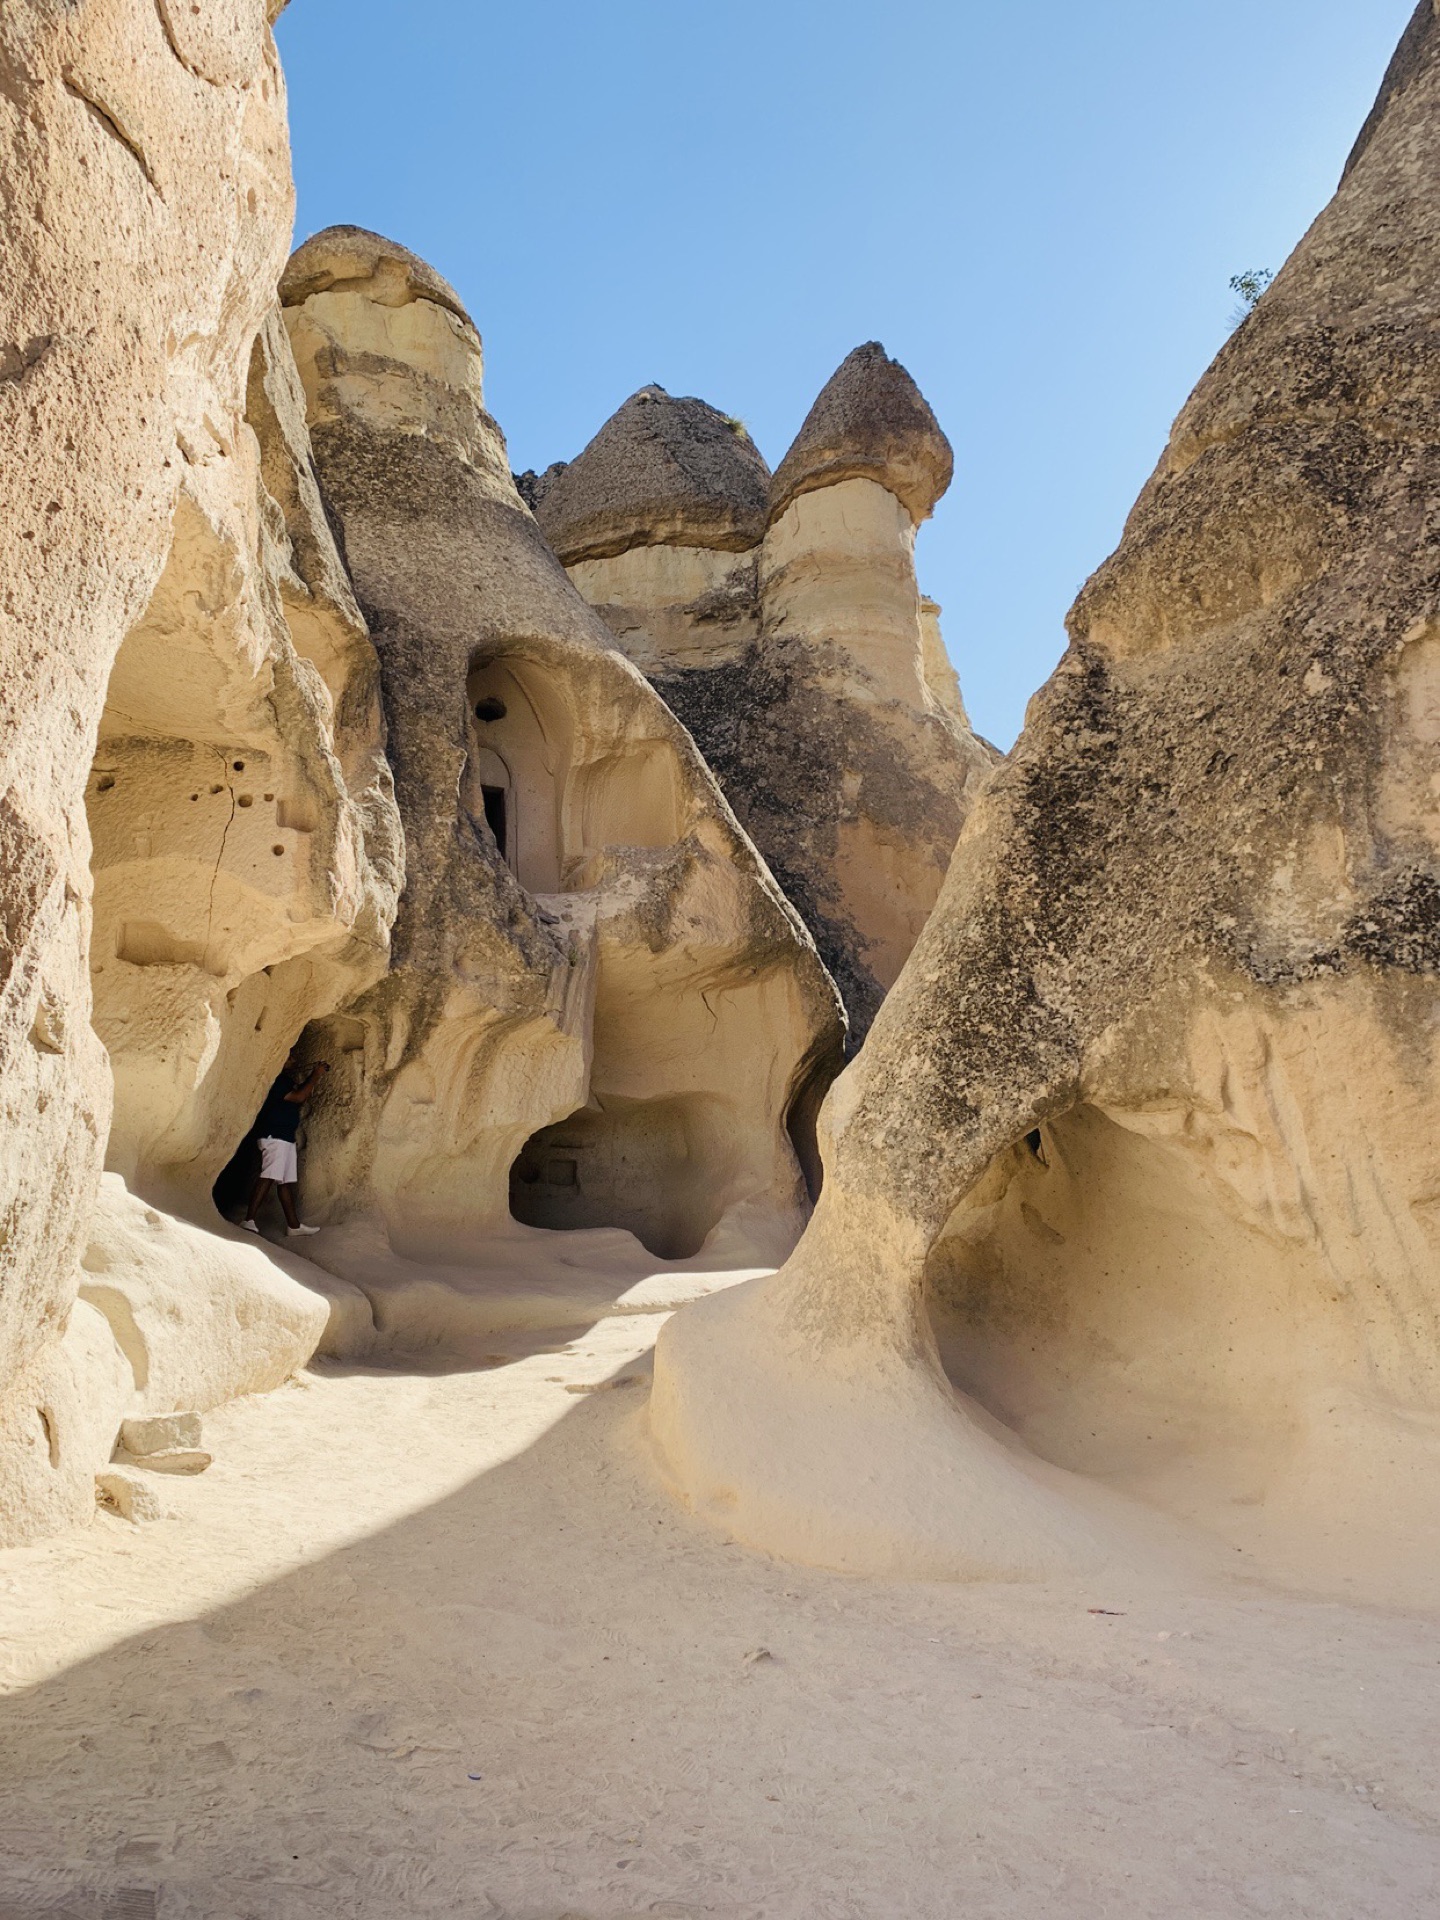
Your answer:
[465,649,688,896]
[508,1095,729,1260]
[783,1042,843,1205]
[922,1103,1326,1497]
[481,783,509,862]
[465,656,568,891]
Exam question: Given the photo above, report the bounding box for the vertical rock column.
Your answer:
[525,386,771,675]
[278,227,843,1270]
[747,343,997,1026]
[0,0,299,1542]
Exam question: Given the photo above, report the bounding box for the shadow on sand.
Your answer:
[1,1340,1438,1920]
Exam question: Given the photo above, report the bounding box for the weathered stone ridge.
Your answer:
[651,0,1440,1588]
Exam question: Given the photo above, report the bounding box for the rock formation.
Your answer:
[0,0,393,1544]
[0,2,849,1546]
[0,0,844,1539]
[651,1,1440,1584]
[530,349,996,1040]
[89,301,402,1220]
[275,227,842,1293]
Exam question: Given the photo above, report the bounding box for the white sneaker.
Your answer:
[288,1223,321,1236]
[242,1219,260,1234]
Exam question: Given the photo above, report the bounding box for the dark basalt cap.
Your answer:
[280,225,474,327]
[769,342,953,525]
[533,386,772,565]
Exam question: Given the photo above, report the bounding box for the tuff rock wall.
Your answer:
[276,228,843,1283]
[0,0,393,1543]
[651,0,1440,1595]
[0,0,849,1545]
[0,45,847,1540]
[526,349,996,1042]
[0,36,844,1540]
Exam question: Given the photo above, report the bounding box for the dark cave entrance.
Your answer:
[481,782,509,863]
[508,1096,731,1261]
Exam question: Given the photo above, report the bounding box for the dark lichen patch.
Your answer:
[1347,869,1440,975]
[652,634,972,1043]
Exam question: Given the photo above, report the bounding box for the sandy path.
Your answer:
[1,1303,1438,1919]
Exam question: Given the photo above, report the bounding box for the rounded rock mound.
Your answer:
[769,342,953,525]
[281,224,474,325]
[532,386,771,565]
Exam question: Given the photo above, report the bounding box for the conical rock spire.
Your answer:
[769,342,953,525]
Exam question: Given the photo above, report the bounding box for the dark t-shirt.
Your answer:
[256,1071,302,1142]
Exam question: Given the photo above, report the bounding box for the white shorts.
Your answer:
[258,1137,298,1184]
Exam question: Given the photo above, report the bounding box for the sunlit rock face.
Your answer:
[88,304,402,1220]
[0,6,844,1546]
[0,0,400,1543]
[651,3,1440,1598]
[528,348,996,1043]
[279,227,843,1276]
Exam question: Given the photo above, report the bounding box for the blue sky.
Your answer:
[277,1,1413,748]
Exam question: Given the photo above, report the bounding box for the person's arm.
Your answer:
[283,1063,330,1103]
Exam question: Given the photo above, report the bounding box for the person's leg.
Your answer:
[245,1176,273,1228]
[276,1142,319,1234]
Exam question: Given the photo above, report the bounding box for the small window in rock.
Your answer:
[482,784,508,858]
[1024,1128,1048,1166]
[474,697,507,722]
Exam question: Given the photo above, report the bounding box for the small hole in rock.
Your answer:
[232,761,245,772]
[474,697,507,722]
[272,845,285,857]
[237,794,253,808]
[95,774,115,792]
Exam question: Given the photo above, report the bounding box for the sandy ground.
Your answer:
[2,1272,1440,1920]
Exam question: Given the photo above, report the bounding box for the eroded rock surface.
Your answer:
[0,0,385,1543]
[531,385,770,567]
[531,349,995,1039]
[651,2,1440,1588]
[0,28,845,1540]
[88,302,402,1219]
[278,228,843,1284]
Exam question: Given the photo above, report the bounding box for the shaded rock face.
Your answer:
[534,351,996,1041]
[279,228,843,1270]
[651,4,1440,1590]
[0,0,395,1543]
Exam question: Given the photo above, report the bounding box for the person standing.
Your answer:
[243,1049,329,1238]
